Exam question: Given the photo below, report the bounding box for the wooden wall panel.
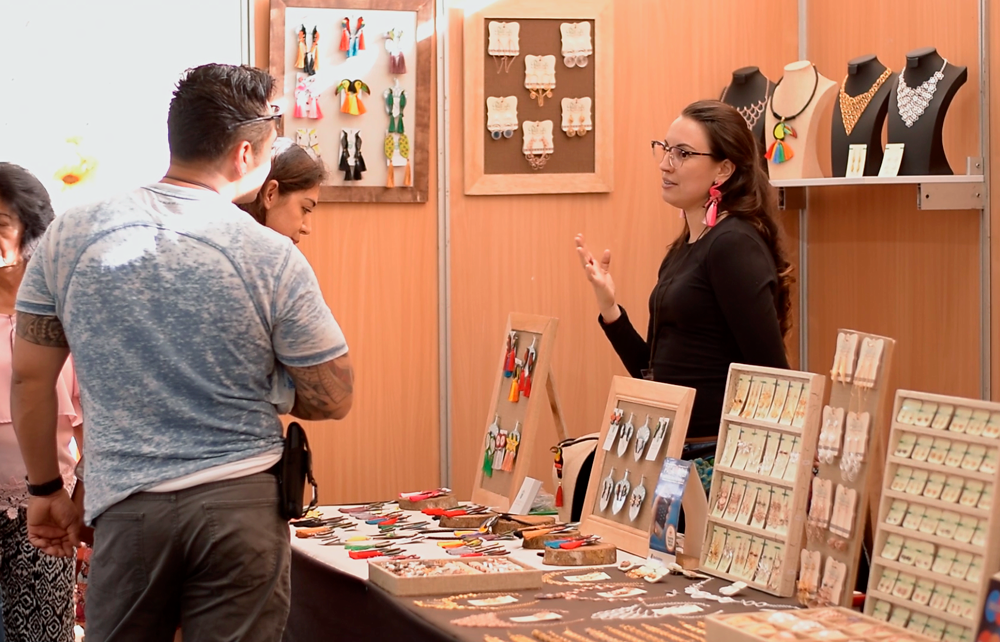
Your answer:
[448,0,800,498]
[255,0,441,503]
[806,0,983,530]
[991,1,999,402]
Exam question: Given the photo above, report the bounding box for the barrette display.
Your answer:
[702,365,823,598]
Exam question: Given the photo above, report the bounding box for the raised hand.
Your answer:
[574,233,620,322]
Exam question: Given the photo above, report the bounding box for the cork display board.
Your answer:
[463,0,614,195]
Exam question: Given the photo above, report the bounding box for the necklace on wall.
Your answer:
[896,59,948,127]
[721,85,769,131]
[765,65,819,164]
[838,67,893,135]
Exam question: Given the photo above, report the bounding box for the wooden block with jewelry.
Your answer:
[397,489,460,511]
[542,540,617,566]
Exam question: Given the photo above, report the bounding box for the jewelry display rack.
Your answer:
[798,330,895,608]
[864,390,1000,642]
[578,376,695,557]
[472,313,568,512]
[698,363,825,598]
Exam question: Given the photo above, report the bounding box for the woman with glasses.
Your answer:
[0,163,82,642]
[575,100,792,485]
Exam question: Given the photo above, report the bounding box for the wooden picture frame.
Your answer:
[471,313,566,512]
[698,363,826,598]
[462,0,614,195]
[269,0,432,203]
[578,376,694,557]
[865,389,1000,640]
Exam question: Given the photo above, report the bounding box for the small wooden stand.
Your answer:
[543,543,617,566]
[578,376,695,557]
[397,493,458,511]
[472,313,568,512]
[808,330,895,607]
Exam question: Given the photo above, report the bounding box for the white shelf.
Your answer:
[771,174,984,188]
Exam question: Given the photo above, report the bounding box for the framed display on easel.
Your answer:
[268,0,432,203]
[462,0,614,195]
[578,376,696,557]
[471,313,568,513]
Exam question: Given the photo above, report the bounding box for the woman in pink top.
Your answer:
[0,163,82,642]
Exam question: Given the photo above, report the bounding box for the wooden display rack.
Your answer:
[578,376,695,557]
[801,330,895,607]
[471,313,567,512]
[864,390,1000,642]
[698,363,826,598]
[706,606,934,642]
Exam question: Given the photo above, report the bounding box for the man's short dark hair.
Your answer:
[0,162,55,253]
[167,64,277,163]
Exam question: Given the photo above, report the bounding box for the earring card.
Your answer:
[578,376,694,557]
[698,363,826,597]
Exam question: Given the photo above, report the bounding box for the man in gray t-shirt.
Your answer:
[12,64,353,641]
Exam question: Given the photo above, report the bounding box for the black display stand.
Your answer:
[831,55,897,177]
[720,66,774,150]
[886,47,967,176]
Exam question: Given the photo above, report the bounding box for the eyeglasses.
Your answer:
[227,104,282,131]
[651,140,715,168]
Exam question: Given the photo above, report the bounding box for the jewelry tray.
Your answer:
[368,556,543,597]
[698,363,826,598]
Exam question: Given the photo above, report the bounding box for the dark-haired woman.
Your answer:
[239,138,324,246]
[239,139,326,415]
[575,99,792,488]
[0,163,81,642]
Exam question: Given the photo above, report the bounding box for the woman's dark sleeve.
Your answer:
[598,306,652,379]
[706,230,790,369]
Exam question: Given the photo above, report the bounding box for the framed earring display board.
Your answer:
[798,330,895,608]
[698,364,826,598]
[462,0,614,195]
[269,0,431,203]
[865,390,1000,642]
[578,376,695,557]
[471,314,568,513]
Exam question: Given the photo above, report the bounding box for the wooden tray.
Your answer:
[706,606,934,642]
[368,556,542,596]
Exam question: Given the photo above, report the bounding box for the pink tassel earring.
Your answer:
[704,182,722,227]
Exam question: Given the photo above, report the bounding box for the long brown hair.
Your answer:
[669,99,794,337]
[240,138,326,225]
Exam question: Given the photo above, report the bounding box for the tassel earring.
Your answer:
[339,18,350,52]
[704,182,722,227]
[295,25,307,69]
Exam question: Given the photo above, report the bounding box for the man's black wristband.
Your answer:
[25,476,64,497]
